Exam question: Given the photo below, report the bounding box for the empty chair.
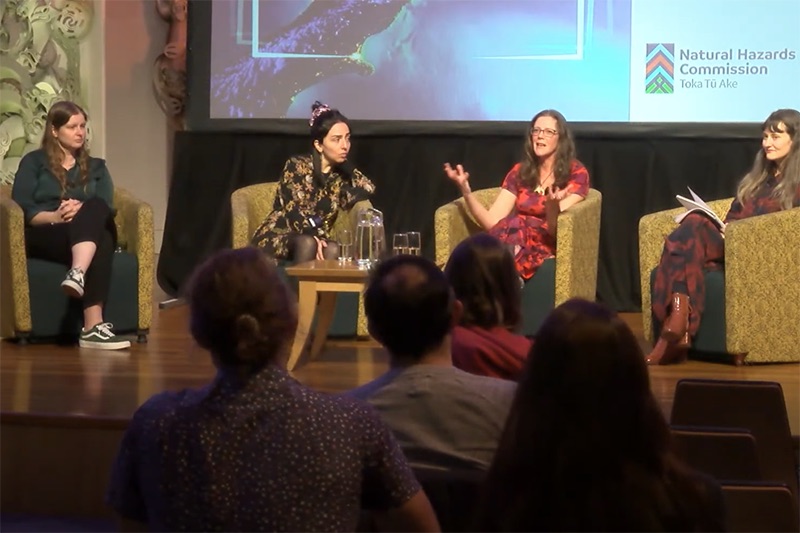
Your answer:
[671,425,761,482]
[722,482,799,532]
[670,379,798,497]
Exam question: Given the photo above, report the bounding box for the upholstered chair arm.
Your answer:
[0,190,32,335]
[114,187,154,331]
[724,207,800,362]
[554,189,602,305]
[434,188,500,267]
[231,183,279,249]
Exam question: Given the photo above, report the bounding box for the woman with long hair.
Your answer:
[443,109,590,280]
[11,100,129,349]
[648,108,800,365]
[107,247,439,532]
[252,101,375,262]
[444,233,531,380]
[475,299,725,532]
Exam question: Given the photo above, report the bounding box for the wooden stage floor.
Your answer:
[1,304,798,436]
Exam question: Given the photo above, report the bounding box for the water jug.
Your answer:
[355,207,385,268]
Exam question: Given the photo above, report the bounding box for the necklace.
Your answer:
[534,170,554,195]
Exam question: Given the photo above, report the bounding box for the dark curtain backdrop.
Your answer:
[158,131,759,311]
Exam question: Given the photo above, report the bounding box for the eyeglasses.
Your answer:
[532,127,558,139]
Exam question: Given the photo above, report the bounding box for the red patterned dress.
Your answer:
[651,175,800,336]
[489,160,590,280]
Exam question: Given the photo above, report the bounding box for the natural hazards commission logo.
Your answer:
[645,43,674,94]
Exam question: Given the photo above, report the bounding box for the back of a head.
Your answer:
[186,247,298,371]
[444,233,521,330]
[477,299,698,531]
[365,255,454,361]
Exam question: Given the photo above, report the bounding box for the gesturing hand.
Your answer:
[443,163,471,193]
[545,186,568,212]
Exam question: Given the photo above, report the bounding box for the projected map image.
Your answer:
[210,0,632,121]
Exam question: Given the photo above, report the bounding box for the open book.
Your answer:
[675,187,726,232]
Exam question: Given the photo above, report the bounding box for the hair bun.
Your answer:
[309,101,332,127]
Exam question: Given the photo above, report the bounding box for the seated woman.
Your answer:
[11,100,129,350]
[443,109,589,281]
[252,101,376,262]
[475,299,725,532]
[106,247,439,532]
[648,108,800,365]
[444,233,531,380]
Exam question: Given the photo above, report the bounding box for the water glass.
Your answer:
[338,229,353,264]
[407,232,421,256]
[392,233,409,256]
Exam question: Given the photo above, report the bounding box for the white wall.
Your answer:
[101,0,171,252]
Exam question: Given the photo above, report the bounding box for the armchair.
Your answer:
[0,185,154,343]
[435,188,602,335]
[230,182,372,336]
[639,201,800,363]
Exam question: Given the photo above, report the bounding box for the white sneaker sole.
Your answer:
[79,338,131,350]
[61,279,85,298]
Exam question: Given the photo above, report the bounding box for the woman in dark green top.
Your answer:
[11,100,130,350]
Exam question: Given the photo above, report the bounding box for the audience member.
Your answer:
[444,233,531,380]
[475,299,726,532]
[349,255,516,471]
[106,247,439,532]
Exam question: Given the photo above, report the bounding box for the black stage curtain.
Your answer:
[158,131,759,311]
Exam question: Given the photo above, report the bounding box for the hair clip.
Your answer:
[309,104,331,126]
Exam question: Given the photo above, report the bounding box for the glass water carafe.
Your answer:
[355,207,385,268]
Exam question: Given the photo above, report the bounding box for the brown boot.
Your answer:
[677,331,691,349]
[646,337,689,366]
[661,292,690,343]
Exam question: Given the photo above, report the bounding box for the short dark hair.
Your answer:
[186,247,298,371]
[444,233,521,329]
[364,255,454,360]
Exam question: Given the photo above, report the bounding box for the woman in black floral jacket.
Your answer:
[252,101,376,261]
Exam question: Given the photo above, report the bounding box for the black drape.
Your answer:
[158,131,759,311]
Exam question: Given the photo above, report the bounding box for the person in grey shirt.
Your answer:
[348,255,517,471]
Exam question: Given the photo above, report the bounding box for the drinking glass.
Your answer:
[392,233,409,256]
[407,232,421,256]
[338,229,353,264]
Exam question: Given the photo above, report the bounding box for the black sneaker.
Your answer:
[61,268,85,298]
[79,322,131,350]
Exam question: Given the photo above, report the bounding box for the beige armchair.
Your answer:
[434,188,602,334]
[230,182,372,336]
[0,185,154,342]
[639,200,800,363]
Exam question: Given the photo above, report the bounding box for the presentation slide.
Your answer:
[208,0,800,123]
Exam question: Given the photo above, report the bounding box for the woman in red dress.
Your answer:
[443,109,590,281]
[648,108,800,365]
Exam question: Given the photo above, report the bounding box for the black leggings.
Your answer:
[24,197,116,308]
[288,234,340,263]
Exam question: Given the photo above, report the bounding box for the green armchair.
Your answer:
[0,185,154,343]
[435,188,603,335]
[230,182,372,336]
[639,200,800,363]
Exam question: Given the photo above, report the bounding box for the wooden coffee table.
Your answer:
[284,260,371,370]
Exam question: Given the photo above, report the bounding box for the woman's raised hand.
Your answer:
[443,163,471,193]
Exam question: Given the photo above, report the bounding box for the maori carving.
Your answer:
[0,0,93,184]
[153,0,186,129]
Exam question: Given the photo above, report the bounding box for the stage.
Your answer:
[1,301,798,521]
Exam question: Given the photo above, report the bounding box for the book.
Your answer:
[675,187,726,232]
